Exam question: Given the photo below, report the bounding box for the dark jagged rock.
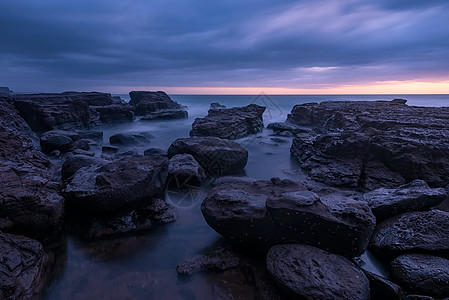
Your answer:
[267,244,370,300]
[63,155,168,212]
[190,104,266,139]
[390,254,449,298]
[287,100,449,189]
[267,122,314,135]
[0,97,64,239]
[168,154,206,187]
[0,232,50,299]
[210,102,226,110]
[109,132,152,147]
[144,147,167,157]
[167,137,248,176]
[363,270,405,300]
[370,210,449,258]
[129,91,185,116]
[61,155,104,181]
[94,104,135,123]
[140,109,188,120]
[363,180,446,220]
[201,177,375,257]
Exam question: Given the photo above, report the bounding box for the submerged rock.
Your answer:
[201,177,375,257]
[63,155,168,212]
[390,254,449,298]
[167,137,248,177]
[129,91,185,116]
[190,104,266,139]
[0,232,50,299]
[266,244,370,300]
[363,180,446,220]
[370,210,449,258]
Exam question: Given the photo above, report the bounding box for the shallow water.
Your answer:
[42,94,448,299]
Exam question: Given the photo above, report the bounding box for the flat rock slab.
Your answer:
[190,104,265,139]
[370,210,449,258]
[201,177,375,257]
[267,244,370,300]
[390,254,449,298]
[0,232,49,299]
[167,137,248,177]
[63,155,168,212]
[363,180,446,220]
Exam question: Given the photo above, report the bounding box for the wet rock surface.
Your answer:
[370,210,449,258]
[129,91,186,116]
[190,104,266,139]
[167,136,248,176]
[363,270,405,300]
[141,108,188,120]
[168,154,206,187]
[285,100,449,189]
[266,244,370,300]
[202,177,376,257]
[363,180,446,220]
[0,231,50,299]
[63,155,168,212]
[109,132,153,147]
[390,254,449,298]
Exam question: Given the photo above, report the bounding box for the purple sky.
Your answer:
[1,0,449,93]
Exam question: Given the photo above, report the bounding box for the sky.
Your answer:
[1,0,449,94]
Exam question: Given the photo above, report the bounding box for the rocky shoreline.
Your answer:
[1,91,449,299]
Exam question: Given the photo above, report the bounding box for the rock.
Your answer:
[109,133,151,147]
[270,137,289,143]
[0,87,12,94]
[144,148,167,156]
[76,130,103,142]
[129,91,184,115]
[363,270,405,300]
[201,177,376,257]
[278,131,294,137]
[288,100,449,189]
[39,130,80,153]
[177,245,242,276]
[0,97,64,239]
[190,104,266,139]
[94,104,135,123]
[363,180,446,220]
[71,149,95,157]
[210,102,227,110]
[267,122,313,135]
[61,155,104,181]
[0,232,50,299]
[70,139,91,151]
[140,109,188,120]
[167,137,248,176]
[102,145,119,155]
[266,244,370,300]
[390,254,449,298]
[63,155,168,212]
[168,154,206,187]
[370,210,449,258]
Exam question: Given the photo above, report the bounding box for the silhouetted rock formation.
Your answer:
[0,87,12,94]
[129,91,187,119]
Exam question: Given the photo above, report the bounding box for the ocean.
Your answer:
[43,94,448,299]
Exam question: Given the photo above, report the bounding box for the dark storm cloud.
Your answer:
[0,0,448,91]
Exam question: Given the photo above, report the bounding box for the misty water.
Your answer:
[42,94,448,299]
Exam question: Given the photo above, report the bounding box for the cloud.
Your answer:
[0,0,448,92]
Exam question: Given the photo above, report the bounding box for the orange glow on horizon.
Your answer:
[103,80,449,94]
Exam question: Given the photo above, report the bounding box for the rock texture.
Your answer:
[168,154,206,187]
[363,180,446,220]
[266,244,370,300]
[0,232,50,299]
[285,100,449,190]
[167,137,248,176]
[390,254,449,298]
[141,109,188,120]
[129,91,186,116]
[63,155,168,212]
[109,132,152,147]
[0,96,64,239]
[370,210,449,258]
[190,104,266,139]
[202,177,376,257]
[363,270,404,300]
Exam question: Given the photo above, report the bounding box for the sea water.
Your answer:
[43,94,448,299]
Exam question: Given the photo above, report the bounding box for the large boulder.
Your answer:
[287,100,449,190]
[201,177,376,257]
[0,232,50,299]
[363,180,446,220]
[190,104,266,139]
[390,254,449,298]
[0,97,64,239]
[266,244,370,300]
[370,210,449,258]
[63,155,168,212]
[167,137,248,177]
[129,91,185,116]
[39,130,80,153]
[94,104,135,123]
[168,154,206,187]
